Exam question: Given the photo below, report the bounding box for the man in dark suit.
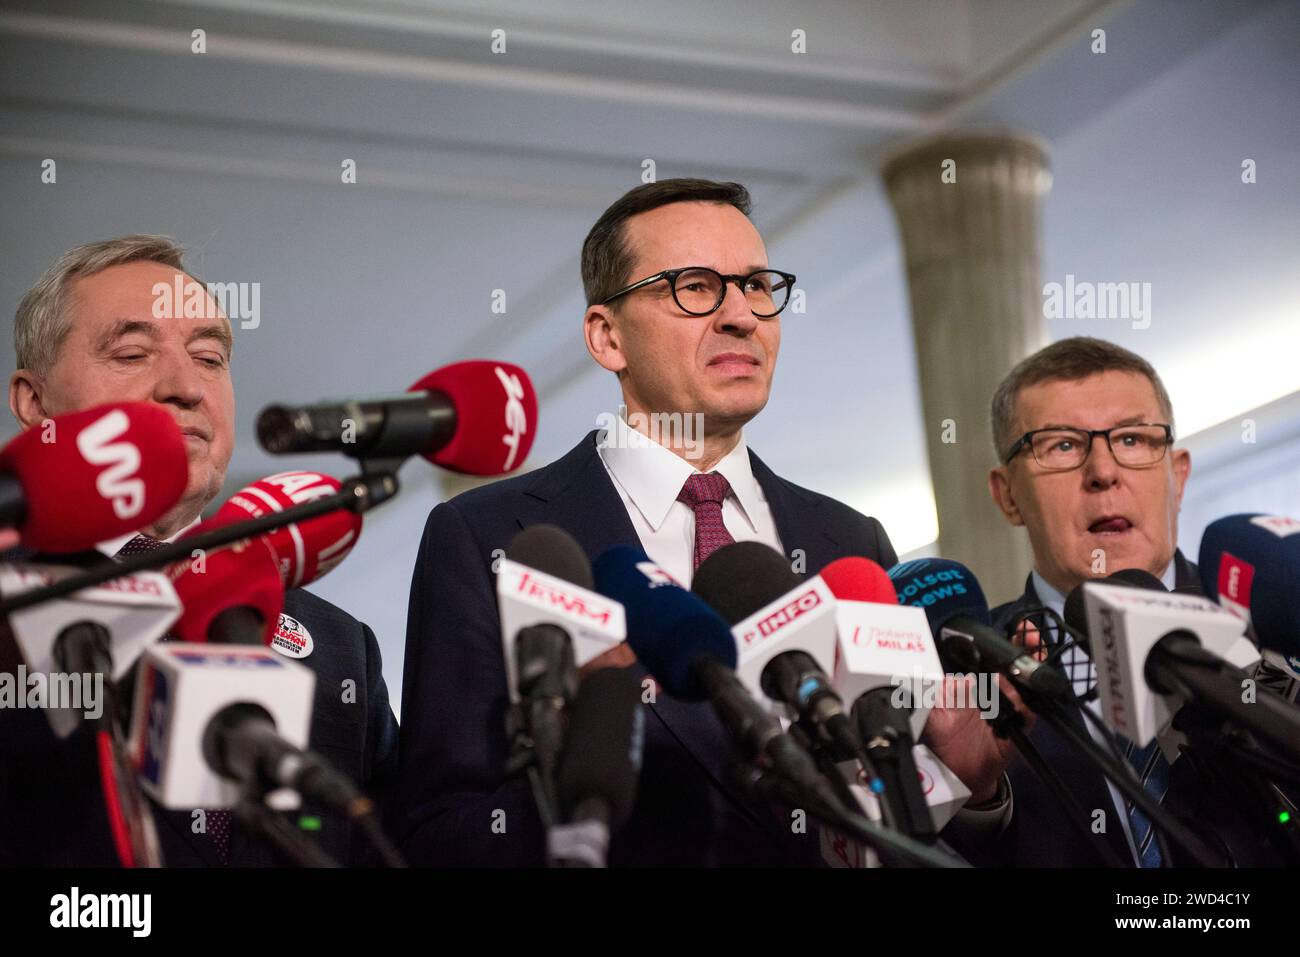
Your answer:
[1,235,398,866]
[983,336,1284,866]
[396,179,1018,866]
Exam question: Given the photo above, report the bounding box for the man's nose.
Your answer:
[713,281,758,335]
[154,349,204,408]
[1083,433,1121,489]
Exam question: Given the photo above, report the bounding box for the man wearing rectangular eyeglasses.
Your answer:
[397,178,1017,866]
[985,336,1281,867]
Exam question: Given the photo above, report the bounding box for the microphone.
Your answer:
[1198,514,1300,665]
[0,562,180,737]
[0,402,188,553]
[166,532,285,647]
[890,558,1074,702]
[128,641,317,810]
[1063,569,1300,759]
[495,525,625,701]
[592,545,828,802]
[819,558,956,844]
[256,360,538,475]
[691,542,856,757]
[820,557,942,739]
[593,546,967,869]
[212,471,362,589]
[550,666,644,867]
[497,525,621,823]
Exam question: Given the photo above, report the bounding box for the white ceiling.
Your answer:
[1,0,1296,708]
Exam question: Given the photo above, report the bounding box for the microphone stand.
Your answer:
[731,759,968,869]
[0,467,401,614]
[1169,703,1300,865]
[1013,679,1224,866]
[982,681,1131,868]
[231,794,343,868]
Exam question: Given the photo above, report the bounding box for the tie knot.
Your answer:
[677,472,732,508]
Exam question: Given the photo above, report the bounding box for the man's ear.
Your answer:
[988,465,1025,527]
[1170,447,1192,509]
[9,370,48,431]
[583,304,628,376]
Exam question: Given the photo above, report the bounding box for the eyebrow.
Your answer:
[98,318,232,358]
[1033,415,1158,431]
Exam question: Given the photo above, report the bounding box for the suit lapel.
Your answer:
[747,449,837,576]
[515,430,641,557]
[515,434,792,824]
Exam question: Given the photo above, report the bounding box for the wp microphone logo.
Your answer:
[75,409,146,519]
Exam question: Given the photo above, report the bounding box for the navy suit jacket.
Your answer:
[986,551,1285,867]
[396,430,898,866]
[0,565,399,867]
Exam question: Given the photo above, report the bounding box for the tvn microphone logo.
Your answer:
[738,588,822,647]
[75,408,146,519]
[496,366,528,472]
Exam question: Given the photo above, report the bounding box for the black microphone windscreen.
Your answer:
[1064,568,1167,638]
[556,666,644,829]
[506,523,593,590]
[692,541,798,625]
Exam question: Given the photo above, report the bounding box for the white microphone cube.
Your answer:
[128,642,315,809]
[831,600,943,739]
[1083,583,1247,747]
[731,576,839,716]
[496,558,626,701]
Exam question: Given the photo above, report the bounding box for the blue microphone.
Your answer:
[592,545,829,787]
[889,558,1071,700]
[591,545,736,701]
[1199,513,1300,662]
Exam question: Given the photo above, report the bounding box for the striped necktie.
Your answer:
[1121,737,1172,868]
[1071,638,1170,868]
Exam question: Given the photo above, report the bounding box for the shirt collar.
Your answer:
[1031,560,1177,620]
[597,413,762,534]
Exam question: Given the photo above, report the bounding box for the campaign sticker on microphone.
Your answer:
[270,613,314,659]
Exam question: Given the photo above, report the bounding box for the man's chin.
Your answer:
[701,388,769,425]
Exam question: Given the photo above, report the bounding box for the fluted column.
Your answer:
[882,132,1052,605]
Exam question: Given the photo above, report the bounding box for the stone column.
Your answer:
[882,132,1052,605]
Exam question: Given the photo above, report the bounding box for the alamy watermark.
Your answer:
[1042,273,1151,330]
[0,666,104,721]
[152,275,260,329]
[890,668,1001,719]
[595,404,705,460]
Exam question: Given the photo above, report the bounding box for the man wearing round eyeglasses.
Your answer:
[982,336,1281,868]
[398,178,1017,867]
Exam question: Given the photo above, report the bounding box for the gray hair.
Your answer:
[14,234,194,376]
[990,336,1175,461]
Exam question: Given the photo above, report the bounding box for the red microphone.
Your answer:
[0,401,188,553]
[255,359,538,476]
[820,557,899,605]
[408,359,537,475]
[167,531,284,645]
[212,471,361,589]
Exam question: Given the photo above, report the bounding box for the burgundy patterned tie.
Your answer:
[677,472,736,570]
[115,533,233,864]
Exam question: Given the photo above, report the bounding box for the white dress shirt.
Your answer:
[595,413,783,587]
